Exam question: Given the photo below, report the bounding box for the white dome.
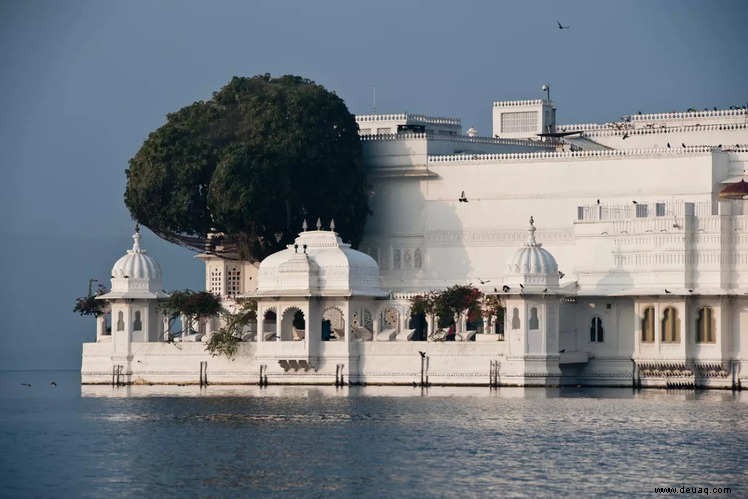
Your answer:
[105,228,165,298]
[505,217,559,289]
[257,223,385,297]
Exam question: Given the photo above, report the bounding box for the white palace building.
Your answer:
[82,93,748,389]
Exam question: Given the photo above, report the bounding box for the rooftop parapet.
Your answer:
[356,113,461,127]
[427,145,716,164]
[557,122,748,137]
[493,99,546,107]
[359,132,552,148]
[630,108,747,122]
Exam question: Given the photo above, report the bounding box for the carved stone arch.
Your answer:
[322,305,345,341]
[279,303,306,319]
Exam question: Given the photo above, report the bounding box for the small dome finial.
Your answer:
[132,224,142,252]
[302,219,308,231]
[527,216,537,245]
[330,218,336,231]
[316,217,322,230]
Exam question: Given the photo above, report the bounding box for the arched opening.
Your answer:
[408,311,427,341]
[133,310,143,331]
[696,307,715,343]
[382,307,401,335]
[350,306,375,340]
[116,311,125,331]
[661,306,680,343]
[511,308,520,330]
[280,307,305,341]
[263,309,277,340]
[641,306,655,342]
[322,307,344,341]
[104,311,112,335]
[590,316,603,342]
[528,307,539,330]
[494,308,506,340]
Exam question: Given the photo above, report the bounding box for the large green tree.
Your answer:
[125,74,368,260]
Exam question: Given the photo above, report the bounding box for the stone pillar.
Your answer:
[276,308,282,342]
[96,316,106,341]
[482,317,489,335]
[257,312,264,343]
[180,314,188,342]
[372,318,380,341]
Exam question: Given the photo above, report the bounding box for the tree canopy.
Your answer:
[125,74,368,261]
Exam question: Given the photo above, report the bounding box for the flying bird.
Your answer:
[596,199,600,205]
[502,285,510,292]
[557,20,570,29]
[667,142,671,148]
[543,288,548,293]
[558,271,565,279]
[479,278,491,284]
[665,289,672,294]
[458,191,468,203]
[688,289,694,293]
[632,200,638,204]
[21,383,31,387]
[622,133,629,140]
[50,381,57,386]
[418,351,426,358]
[682,143,686,148]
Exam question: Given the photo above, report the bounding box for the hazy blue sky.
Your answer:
[1,0,746,369]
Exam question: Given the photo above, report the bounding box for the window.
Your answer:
[116,311,125,331]
[511,308,520,330]
[414,249,422,269]
[393,249,401,269]
[529,307,539,330]
[696,307,715,343]
[577,206,584,220]
[641,306,655,342]
[209,267,223,295]
[590,317,604,342]
[501,111,538,133]
[226,266,241,296]
[655,203,666,217]
[661,306,680,343]
[635,204,648,218]
[133,311,142,331]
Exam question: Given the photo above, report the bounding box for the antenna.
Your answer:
[371,86,376,112]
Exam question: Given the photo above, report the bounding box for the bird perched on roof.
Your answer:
[667,142,671,148]
[557,20,570,29]
[665,289,672,294]
[502,285,510,292]
[682,143,686,148]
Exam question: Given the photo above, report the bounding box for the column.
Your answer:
[257,312,264,343]
[372,318,380,341]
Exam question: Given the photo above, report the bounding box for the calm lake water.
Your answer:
[0,370,745,498]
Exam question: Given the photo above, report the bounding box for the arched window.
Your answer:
[661,306,680,343]
[529,307,539,330]
[116,311,125,331]
[641,306,655,342]
[414,249,423,269]
[511,308,520,330]
[393,249,401,269]
[696,307,715,343]
[133,310,143,331]
[590,317,603,342]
